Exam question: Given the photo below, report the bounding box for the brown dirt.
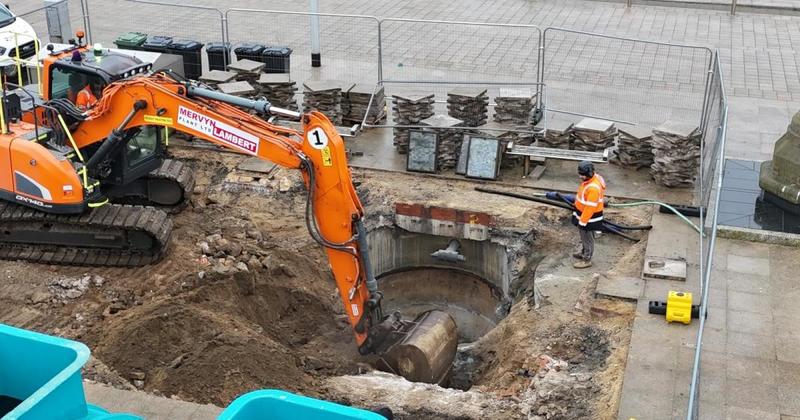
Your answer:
[0,146,649,416]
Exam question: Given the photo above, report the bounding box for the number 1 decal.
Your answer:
[307,127,329,150]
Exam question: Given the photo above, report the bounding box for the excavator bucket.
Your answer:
[381,310,458,385]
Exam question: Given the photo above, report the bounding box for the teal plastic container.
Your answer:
[218,390,387,420]
[0,323,140,420]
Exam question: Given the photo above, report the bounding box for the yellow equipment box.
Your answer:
[666,291,692,324]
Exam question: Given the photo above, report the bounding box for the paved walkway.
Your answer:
[617,217,800,419]
[695,238,800,419]
[84,381,222,420]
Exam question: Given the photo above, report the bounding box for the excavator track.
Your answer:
[0,202,172,266]
[106,159,196,213]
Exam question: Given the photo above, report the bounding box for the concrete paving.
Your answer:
[616,213,800,419]
[84,381,223,420]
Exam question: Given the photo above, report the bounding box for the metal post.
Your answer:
[731,0,737,14]
[81,0,93,44]
[376,19,383,81]
[310,0,321,67]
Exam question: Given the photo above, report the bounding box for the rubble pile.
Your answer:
[256,73,299,111]
[650,121,702,187]
[227,59,265,84]
[613,126,654,169]
[217,81,257,97]
[493,88,535,125]
[539,119,573,149]
[303,80,349,125]
[420,114,465,169]
[199,70,237,89]
[196,229,269,278]
[572,118,617,152]
[523,355,598,420]
[344,84,386,125]
[391,92,435,153]
[48,274,106,302]
[447,87,489,127]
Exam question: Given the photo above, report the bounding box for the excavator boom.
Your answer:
[66,73,457,379]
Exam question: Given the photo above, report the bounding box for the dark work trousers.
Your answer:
[578,228,594,261]
[563,194,598,261]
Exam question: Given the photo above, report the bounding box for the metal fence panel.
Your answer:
[88,0,224,46]
[699,53,726,210]
[542,28,713,129]
[686,51,727,420]
[379,18,541,84]
[226,9,381,84]
[17,0,89,44]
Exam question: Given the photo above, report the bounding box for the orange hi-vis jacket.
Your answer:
[76,85,98,109]
[573,173,606,227]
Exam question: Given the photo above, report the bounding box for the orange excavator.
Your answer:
[0,35,458,383]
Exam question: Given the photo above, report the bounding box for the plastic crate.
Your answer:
[234,43,266,63]
[167,39,205,80]
[206,42,232,71]
[140,35,173,53]
[0,323,141,419]
[218,390,386,420]
[261,47,292,74]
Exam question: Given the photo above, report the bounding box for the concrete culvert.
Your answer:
[379,268,504,343]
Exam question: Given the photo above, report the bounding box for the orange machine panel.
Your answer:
[8,127,83,210]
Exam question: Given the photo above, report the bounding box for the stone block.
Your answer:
[595,275,643,301]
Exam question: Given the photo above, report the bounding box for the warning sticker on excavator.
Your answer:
[144,115,173,126]
[177,106,260,155]
[321,147,333,167]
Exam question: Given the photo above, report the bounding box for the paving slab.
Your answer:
[642,257,688,281]
[595,275,643,300]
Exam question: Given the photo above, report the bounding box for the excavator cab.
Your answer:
[39,47,184,208]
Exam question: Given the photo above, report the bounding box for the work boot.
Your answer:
[573,259,592,269]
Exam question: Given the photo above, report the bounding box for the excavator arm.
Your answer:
[64,74,458,381]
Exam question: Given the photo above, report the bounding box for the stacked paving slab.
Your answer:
[199,70,237,89]
[447,88,488,127]
[217,81,257,97]
[650,121,702,187]
[493,88,535,125]
[420,114,464,169]
[303,80,352,125]
[572,118,617,152]
[539,119,573,149]
[391,93,435,154]
[344,84,386,125]
[256,73,299,111]
[613,126,654,169]
[227,59,265,84]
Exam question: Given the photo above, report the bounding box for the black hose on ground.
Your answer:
[474,187,652,241]
[474,187,574,210]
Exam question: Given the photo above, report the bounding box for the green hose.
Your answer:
[608,201,703,235]
[530,193,704,235]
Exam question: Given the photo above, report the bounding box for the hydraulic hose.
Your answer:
[607,200,702,235]
[525,191,701,235]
